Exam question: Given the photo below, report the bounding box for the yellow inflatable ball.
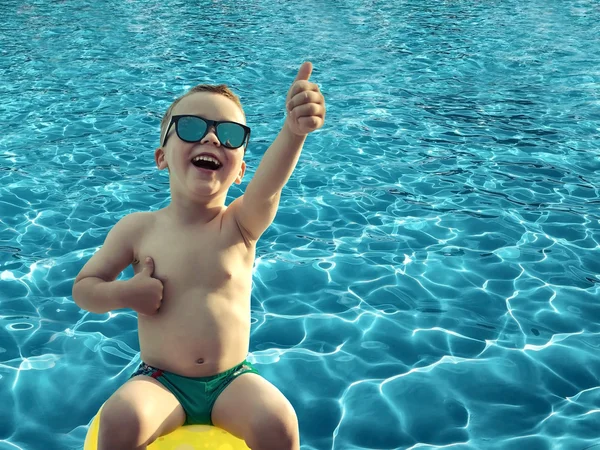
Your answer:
[84,406,250,450]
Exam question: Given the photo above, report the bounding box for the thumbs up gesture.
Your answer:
[123,257,164,316]
[285,62,326,137]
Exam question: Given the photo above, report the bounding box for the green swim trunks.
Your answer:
[130,359,259,425]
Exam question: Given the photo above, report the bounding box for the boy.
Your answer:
[72,61,325,450]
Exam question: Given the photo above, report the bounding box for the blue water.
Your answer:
[1,0,600,449]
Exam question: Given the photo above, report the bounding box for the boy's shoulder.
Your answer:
[112,210,156,236]
[118,210,155,222]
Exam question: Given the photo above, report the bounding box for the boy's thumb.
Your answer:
[294,61,313,82]
[142,257,154,276]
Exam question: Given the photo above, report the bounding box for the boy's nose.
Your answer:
[201,126,220,147]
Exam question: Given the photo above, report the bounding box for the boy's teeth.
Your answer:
[192,155,220,164]
[191,156,222,169]
[191,155,222,170]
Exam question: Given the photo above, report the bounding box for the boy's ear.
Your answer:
[234,160,246,185]
[155,147,168,170]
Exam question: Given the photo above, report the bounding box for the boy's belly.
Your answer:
[136,290,251,377]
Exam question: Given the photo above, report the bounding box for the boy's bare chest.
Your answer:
[132,221,254,291]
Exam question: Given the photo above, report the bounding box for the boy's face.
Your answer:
[155,92,247,200]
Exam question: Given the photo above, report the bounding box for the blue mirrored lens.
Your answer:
[177,116,207,142]
[217,122,246,148]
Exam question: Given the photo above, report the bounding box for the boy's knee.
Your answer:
[98,399,151,450]
[247,406,299,450]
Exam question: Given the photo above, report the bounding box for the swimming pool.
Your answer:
[1,0,599,448]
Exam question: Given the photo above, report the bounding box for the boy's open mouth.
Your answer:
[191,155,222,171]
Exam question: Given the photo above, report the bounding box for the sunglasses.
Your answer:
[162,115,251,149]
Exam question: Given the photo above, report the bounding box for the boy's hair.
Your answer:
[159,85,246,146]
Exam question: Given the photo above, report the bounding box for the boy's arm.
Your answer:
[72,213,145,313]
[230,62,325,242]
[230,125,306,240]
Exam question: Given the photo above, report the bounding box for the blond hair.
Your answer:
[160,84,246,146]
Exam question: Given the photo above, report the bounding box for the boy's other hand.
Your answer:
[123,257,164,316]
[285,61,326,136]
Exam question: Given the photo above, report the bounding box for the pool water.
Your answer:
[1,1,600,449]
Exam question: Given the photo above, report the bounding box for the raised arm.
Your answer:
[230,62,326,242]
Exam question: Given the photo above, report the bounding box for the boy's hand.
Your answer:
[285,61,326,137]
[122,257,163,316]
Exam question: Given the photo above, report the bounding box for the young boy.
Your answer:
[72,61,325,450]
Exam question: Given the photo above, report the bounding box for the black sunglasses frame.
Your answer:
[162,115,251,149]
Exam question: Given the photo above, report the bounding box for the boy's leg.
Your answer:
[211,372,299,450]
[98,375,186,450]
